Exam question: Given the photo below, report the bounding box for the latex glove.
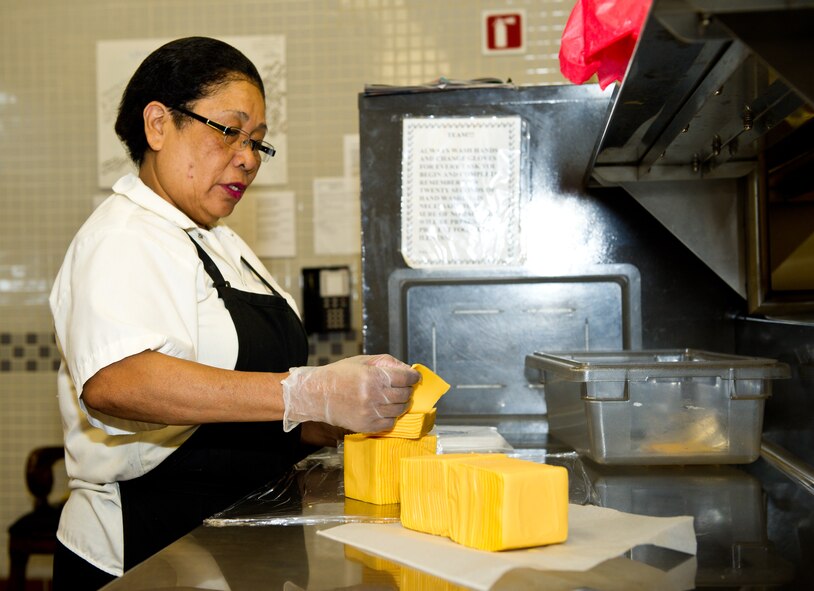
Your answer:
[281,354,420,433]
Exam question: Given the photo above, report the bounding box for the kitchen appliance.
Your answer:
[359,84,743,447]
[587,0,814,315]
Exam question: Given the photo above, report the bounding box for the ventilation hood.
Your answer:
[587,0,814,303]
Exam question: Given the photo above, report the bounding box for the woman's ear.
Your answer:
[143,101,170,151]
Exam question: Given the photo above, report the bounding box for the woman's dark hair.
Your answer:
[115,36,265,166]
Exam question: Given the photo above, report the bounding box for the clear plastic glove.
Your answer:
[281,354,420,433]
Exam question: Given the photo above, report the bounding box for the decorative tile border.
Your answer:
[308,330,362,366]
[0,331,361,371]
[0,333,61,372]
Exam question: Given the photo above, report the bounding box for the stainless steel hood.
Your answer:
[587,0,814,301]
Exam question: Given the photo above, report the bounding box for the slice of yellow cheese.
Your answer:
[373,408,437,439]
[408,363,450,413]
[447,456,569,551]
[399,453,507,537]
[360,364,448,439]
[344,434,437,504]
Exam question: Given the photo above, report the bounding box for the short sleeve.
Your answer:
[52,222,199,400]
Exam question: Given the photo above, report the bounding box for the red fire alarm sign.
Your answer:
[483,10,526,54]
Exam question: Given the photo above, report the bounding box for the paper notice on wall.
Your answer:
[255,190,296,258]
[96,35,288,189]
[401,116,524,268]
[314,177,361,255]
[344,134,360,180]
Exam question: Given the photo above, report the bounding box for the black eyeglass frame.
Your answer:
[172,106,276,161]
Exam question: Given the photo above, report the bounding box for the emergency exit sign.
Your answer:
[482,9,526,54]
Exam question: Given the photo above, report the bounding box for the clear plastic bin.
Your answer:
[524,350,790,465]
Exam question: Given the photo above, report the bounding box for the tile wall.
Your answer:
[0,0,571,579]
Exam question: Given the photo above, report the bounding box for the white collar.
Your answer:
[112,173,209,232]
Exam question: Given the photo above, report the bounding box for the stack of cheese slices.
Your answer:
[343,364,569,551]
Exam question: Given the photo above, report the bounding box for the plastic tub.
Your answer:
[524,350,790,465]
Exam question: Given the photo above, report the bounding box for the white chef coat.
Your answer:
[49,173,299,576]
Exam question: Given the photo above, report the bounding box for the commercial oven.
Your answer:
[359,84,741,443]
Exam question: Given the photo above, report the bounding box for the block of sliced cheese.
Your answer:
[373,408,437,439]
[400,453,507,537]
[447,456,568,551]
[344,434,437,504]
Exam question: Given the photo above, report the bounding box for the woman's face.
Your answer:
[145,79,267,228]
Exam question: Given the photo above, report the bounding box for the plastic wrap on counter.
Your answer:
[205,448,375,528]
[508,449,599,506]
[205,430,596,527]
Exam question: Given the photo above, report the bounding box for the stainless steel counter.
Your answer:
[99,440,814,591]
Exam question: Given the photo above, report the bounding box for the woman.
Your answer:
[49,36,418,590]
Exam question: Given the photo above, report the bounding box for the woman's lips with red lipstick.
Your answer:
[223,182,247,200]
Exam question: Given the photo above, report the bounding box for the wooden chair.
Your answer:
[7,446,65,591]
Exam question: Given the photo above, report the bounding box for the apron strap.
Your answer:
[186,232,281,296]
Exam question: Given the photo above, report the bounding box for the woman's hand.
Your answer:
[281,354,420,433]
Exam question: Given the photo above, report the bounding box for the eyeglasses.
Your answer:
[172,106,276,162]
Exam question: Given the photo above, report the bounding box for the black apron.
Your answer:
[119,237,312,570]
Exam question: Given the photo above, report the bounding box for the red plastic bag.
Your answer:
[559,0,652,89]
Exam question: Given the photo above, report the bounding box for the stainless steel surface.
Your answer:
[360,83,744,397]
[735,315,814,460]
[620,178,745,297]
[590,0,814,182]
[359,84,654,439]
[659,0,814,105]
[100,445,813,590]
[588,0,814,305]
[745,153,814,315]
[760,438,814,497]
[360,84,620,358]
[585,462,794,587]
[388,266,641,417]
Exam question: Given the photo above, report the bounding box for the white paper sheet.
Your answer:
[318,504,696,591]
[254,190,296,258]
[343,134,360,180]
[313,177,361,255]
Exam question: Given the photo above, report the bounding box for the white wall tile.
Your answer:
[0,0,571,579]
